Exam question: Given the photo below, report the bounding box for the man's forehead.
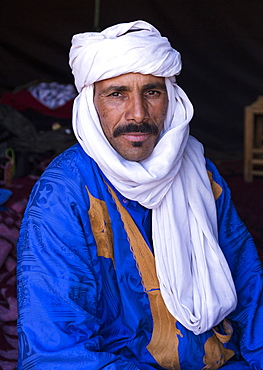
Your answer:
[94,73,166,92]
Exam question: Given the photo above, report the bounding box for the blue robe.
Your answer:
[17,143,263,369]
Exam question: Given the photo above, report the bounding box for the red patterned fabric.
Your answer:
[0,177,36,370]
[0,90,73,119]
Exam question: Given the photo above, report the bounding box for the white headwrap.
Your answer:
[69,20,237,335]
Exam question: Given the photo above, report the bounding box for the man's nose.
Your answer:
[125,95,149,123]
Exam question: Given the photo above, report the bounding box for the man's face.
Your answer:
[94,73,168,161]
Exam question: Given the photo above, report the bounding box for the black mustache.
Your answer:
[113,122,159,138]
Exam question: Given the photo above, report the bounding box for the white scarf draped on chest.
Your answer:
[69,20,237,335]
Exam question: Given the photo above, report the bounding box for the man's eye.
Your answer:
[109,92,122,97]
[147,90,160,96]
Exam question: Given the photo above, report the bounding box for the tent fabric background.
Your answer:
[1,0,263,154]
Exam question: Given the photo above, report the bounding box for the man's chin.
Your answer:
[118,147,155,162]
[131,141,143,148]
[110,136,157,161]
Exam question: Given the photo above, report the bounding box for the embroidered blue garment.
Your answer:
[17,144,263,369]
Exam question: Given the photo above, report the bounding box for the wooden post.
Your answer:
[244,96,263,182]
[94,0,101,31]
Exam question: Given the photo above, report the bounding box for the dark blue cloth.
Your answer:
[17,144,263,369]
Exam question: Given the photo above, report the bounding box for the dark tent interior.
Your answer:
[1,0,263,155]
[0,1,262,368]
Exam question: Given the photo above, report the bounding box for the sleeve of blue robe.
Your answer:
[16,162,139,369]
[206,159,263,369]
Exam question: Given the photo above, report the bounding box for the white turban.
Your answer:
[69,20,237,335]
[69,20,181,92]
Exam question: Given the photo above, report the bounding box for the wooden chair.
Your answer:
[244,96,263,182]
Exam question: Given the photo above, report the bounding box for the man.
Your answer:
[17,20,263,369]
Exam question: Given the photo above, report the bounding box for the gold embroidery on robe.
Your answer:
[87,187,114,260]
[207,170,222,200]
[106,184,182,370]
[202,320,235,369]
[87,182,233,370]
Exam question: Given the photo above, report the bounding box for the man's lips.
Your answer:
[121,133,151,142]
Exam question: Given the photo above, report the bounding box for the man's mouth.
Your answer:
[121,133,151,142]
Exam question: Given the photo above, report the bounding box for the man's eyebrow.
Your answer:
[99,85,130,95]
[142,82,167,91]
[99,82,167,96]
